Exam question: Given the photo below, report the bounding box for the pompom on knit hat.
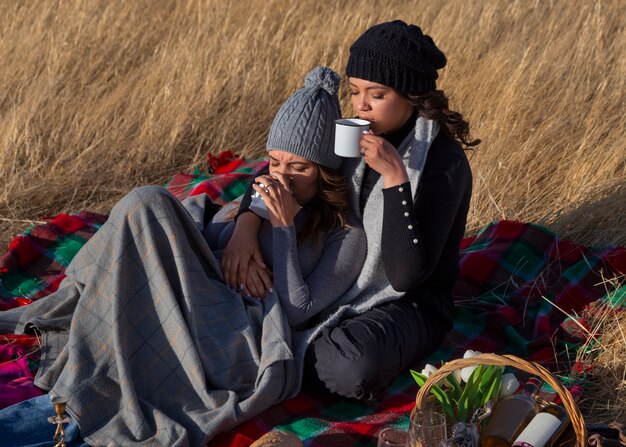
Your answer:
[346,20,447,95]
[266,66,342,169]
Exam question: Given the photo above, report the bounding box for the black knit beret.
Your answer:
[346,20,447,95]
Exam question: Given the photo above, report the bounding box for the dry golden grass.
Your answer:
[0,0,624,425]
[577,280,626,424]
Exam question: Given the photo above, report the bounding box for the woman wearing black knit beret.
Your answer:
[225,20,480,400]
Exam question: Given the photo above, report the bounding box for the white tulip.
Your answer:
[463,349,481,359]
[499,373,520,396]
[421,364,439,378]
[450,368,462,385]
[460,350,481,383]
[460,365,478,383]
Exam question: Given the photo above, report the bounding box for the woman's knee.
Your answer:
[304,300,441,400]
[112,186,176,218]
[120,185,173,207]
[306,328,394,400]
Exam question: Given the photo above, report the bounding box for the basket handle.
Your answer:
[414,353,587,447]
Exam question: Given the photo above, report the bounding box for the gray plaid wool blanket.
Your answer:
[5,186,297,446]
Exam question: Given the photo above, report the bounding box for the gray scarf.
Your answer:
[330,116,439,311]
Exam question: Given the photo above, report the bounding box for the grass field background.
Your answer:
[0,0,624,424]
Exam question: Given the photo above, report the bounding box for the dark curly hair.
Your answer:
[404,90,480,149]
[298,165,350,245]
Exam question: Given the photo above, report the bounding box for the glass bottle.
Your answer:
[511,403,570,447]
[479,377,542,447]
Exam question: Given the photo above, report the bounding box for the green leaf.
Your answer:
[481,367,504,400]
[409,365,505,424]
[455,365,484,422]
[468,367,487,417]
[410,369,428,386]
[478,365,497,390]
[444,370,463,401]
[409,370,450,406]
[409,370,457,422]
[439,399,457,422]
[482,370,503,405]
[456,393,468,423]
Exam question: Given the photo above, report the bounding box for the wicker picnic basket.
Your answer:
[414,353,587,447]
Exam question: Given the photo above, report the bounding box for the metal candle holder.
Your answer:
[48,396,71,447]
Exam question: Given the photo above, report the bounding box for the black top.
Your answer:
[380,132,471,327]
[356,115,471,327]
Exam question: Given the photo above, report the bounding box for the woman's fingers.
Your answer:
[254,174,271,185]
[254,261,273,292]
[254,175,276,191]
[359,133,385,153]
[256,173,292,196]
[236,257,250,292]
[222,251,249,290]
[359,132,407,183]
[245,265,267,298]
[245,259,274,298]
[221,254,234,287]
[222,253,240,289]
[253,178,286,206]
[242,284,253,298]
[251,245,267,270]
[254,173,301,227]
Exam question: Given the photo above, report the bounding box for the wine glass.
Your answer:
[406,409,447,447]
[377,427,408,447]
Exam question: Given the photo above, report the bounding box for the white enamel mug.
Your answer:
[334,118,371,158]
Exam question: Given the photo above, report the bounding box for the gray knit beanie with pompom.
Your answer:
[266,66,342,169]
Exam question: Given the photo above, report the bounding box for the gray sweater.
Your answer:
[187,196,367,328]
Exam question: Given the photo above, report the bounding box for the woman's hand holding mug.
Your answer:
[334,118,409,187]
[252,173,302,227]
[359,132,409,188]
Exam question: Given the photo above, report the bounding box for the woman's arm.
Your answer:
[381,149,471,291]
[221,212,272,297]
[357,132,471,292]
[272,224,366,327]
[222,166,273,297]
[252,172,366,325]
[227,169,303,297]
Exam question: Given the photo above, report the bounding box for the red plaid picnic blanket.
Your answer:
[1,152,624,446]
[0,151,266,310]
[210,221,626,447]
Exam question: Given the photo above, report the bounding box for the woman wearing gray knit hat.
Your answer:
[0,66,366,446]
[225,21,480,400]
[224,66,366,301]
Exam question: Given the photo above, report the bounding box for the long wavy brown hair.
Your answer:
[298,165,350,244]
[405,90,481,149]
